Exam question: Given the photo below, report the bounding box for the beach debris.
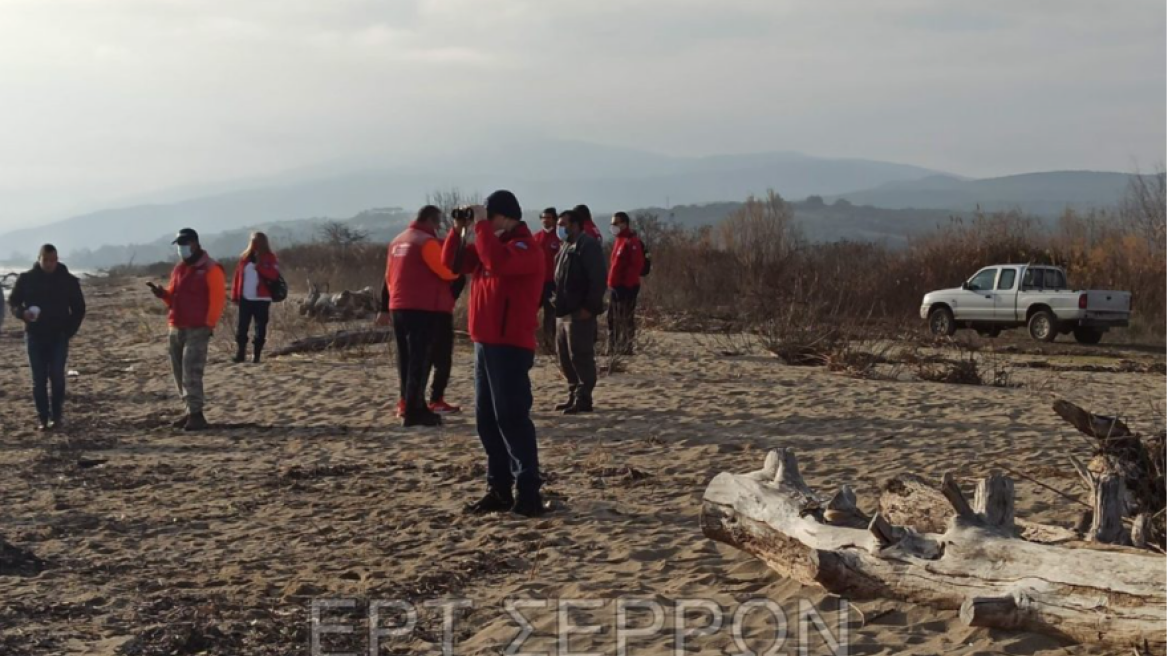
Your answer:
[1052,400,1166,547]
[268,328,393,357]
[701,446,1166,653]
[299,280,378,320]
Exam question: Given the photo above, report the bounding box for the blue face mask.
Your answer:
[556,226,569,241]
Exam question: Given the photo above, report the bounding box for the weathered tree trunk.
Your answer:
[1091,474,1128,545]
[879,473,1077,544]
[269,328,393,357]
[701,449,1166,653]
[1053,400,1165,549]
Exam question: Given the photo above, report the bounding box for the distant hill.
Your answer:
[632,198,967,246]
[63,208,413,270]
[60,196,969,269]
[3,141,1147,265]
[830,171,1147,215]
[0,141,945,261]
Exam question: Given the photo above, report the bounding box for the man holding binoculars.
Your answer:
[443,190,549,518]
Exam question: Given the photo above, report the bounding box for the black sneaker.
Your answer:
[171,415,190,429]
[35,419,50,432]
[562,404,593,415]
[402,411,443,427]
[48,418,64,431]
[465,490,515,515]
[512,495,552,518]
[554,397,575,411]
[184,412,209,431]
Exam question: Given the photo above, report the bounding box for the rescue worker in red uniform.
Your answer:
[443,190,549,518]
[607,211,646,356]
[532,207,561,351]
[377,205,459,427]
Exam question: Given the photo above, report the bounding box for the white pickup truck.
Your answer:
[920,264,1131,344]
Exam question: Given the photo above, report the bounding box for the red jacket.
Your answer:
[163,252,226,329]
[443,221,545,351]
[608,229,645,289]
[231,252,279,302]
[582,219,602,242]
[532,227,561,284]
[386,222,457,313]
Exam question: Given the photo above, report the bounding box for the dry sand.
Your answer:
[0,277,1164,655]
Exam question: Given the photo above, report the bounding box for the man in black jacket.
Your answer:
[551,209,607,414]
[7,244,87,430]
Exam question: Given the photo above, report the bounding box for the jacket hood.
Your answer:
[29,262,73,278]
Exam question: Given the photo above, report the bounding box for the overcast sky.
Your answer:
[0,0,1164,231]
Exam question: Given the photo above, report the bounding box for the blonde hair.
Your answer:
[241,232,272,260]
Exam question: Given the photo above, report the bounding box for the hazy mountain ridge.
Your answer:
[0,142,946,260]
[0,140,1147,264]
[830,170,1148,214]
[55,199,969,270]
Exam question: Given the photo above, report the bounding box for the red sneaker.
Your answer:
[396,399,406,418]
[429,399,461,415]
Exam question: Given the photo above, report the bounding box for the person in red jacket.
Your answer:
[230,232,280,364]
[573,204,603,243]
[532,206,561,352]
[148,228,226,432]
[607,211,645,356]
[377,205,459,427]
[443,190,548,518]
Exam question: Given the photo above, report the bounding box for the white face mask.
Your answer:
[610,224,622,236]
[177,244,193,260]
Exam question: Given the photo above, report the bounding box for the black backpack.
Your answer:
[640,242,652,277]
[268,274,289,302]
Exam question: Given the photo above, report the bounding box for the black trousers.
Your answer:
[608,286,640,355]
[392,309,441,415]
[429,312,454,403]
[236,298,271,347]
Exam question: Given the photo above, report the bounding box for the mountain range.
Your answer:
[0,138,1146,264]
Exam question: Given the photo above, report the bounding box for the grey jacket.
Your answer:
[552,233,607,318]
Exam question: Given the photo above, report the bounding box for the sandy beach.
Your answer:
[1,276,1163,655]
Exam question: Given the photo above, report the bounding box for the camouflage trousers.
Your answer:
[169,327,212,414]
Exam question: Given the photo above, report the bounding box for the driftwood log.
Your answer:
[701,448,1166,653]
[269,328,393,357]
[300,281,379,321]
[1053,400,1166,548]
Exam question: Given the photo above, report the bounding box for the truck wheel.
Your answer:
[1028,310,1058,342]
[928,307,956,337]
[1073,328,1103,345]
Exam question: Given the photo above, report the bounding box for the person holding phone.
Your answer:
[443,190,549,518]
[7,244,86,431]
[149,228,226,431]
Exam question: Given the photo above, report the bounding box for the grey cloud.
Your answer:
[0,0,1162,230]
